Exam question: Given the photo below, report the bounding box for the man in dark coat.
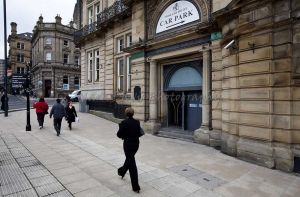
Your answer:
[50,98,65,136]
[117,107,142,193]
[1,93,8,111]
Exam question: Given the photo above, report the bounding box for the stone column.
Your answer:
[201,50,211,128]
[144,59,161,133]
[194,49,212,145]
[149,60,158,121]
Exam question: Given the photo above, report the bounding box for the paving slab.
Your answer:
[0,108,300,197]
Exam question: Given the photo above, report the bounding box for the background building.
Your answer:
[75,0,300,172]
[31,15,81,98]
[8,22,32,75]
[0,59,4,91]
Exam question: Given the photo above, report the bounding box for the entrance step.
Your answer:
[156,128,195,142]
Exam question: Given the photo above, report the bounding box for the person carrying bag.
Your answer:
[65,102,77,130]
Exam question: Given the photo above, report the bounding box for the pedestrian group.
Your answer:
[33,98,144,193]
[33,96,77,136]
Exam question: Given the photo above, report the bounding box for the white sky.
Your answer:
[0,0,77,59]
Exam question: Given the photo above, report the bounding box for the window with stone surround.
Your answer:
[63,54,69,64]
[63,76,69,90]
[88,51,93,83]
[117,58,124,92]
[17,42,25,50]
[63,40,69,47]
[116,55,132,94]
[17,67,25,74]
[75,55,80,66]
[88,6,93,24]
[74,77,80,90]
[17,54,24,63]
[126,56,132,92]
[95,50,100,82]
[95,2,101,21]
[126,34,132,47]
[46,52,51,61]
[45,38,52,45]
[117,36,124,53]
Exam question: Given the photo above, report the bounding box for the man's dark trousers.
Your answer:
[53,118,63,135]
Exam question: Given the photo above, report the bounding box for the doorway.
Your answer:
[44,80,51,97]
[167,91,202,131]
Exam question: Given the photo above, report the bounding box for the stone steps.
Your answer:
[156,129,195,142]
[89,110,123,124]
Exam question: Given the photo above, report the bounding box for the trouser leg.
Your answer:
[41,113,45,126]
[37,113,43,126]
[53,118,59,132]
[124,142,140,190]
[57,118,62,131]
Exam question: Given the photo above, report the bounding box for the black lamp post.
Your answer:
[25,62,31,131]
[3,0,8,117]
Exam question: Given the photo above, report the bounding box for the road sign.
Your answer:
[12,74,27,88]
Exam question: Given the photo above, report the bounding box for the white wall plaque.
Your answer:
[156,1,200,34]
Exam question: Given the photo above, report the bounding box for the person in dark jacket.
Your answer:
[1,93,8,111]
[49,98,65,136]
[33,97,49,129]
[65,102,77,130]
[117,107,142,193]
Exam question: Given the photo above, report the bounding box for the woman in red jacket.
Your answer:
[33,98,49,129]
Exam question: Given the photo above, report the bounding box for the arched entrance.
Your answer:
[164,62,202,131]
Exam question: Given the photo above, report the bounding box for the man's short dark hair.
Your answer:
[56,98,61,103]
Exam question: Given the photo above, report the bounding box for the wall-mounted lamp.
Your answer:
[248,42,256,53]
[224,39,237,50]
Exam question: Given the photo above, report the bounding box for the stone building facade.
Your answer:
[0,59,4,90]
[75,0,300,172]
[8,22,32,75]
[31,16,81,98]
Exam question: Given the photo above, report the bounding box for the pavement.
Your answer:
[0,106,300,197]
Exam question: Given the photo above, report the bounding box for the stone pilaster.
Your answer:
[194,49,217,145]
[144,60,160,133]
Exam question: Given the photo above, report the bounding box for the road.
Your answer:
[0,95,57,112]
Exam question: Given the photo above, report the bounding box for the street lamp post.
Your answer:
[3,0,8,117]
[25,63,31,131]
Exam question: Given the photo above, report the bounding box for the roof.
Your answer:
[17,32,33,40]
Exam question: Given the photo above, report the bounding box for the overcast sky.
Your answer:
[0,0,77,59]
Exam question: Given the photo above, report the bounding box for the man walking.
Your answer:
[50,98,65,136]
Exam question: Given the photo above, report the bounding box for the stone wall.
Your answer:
[211,0,300,171]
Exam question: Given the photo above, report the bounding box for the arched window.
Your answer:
[166,67,202,91]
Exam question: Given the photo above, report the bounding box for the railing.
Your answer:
[74,0,130,43]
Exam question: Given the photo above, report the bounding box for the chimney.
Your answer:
[39,15,43,23]
[55,15,62,24]
[69,21,74,28]
[10,22,17,36]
